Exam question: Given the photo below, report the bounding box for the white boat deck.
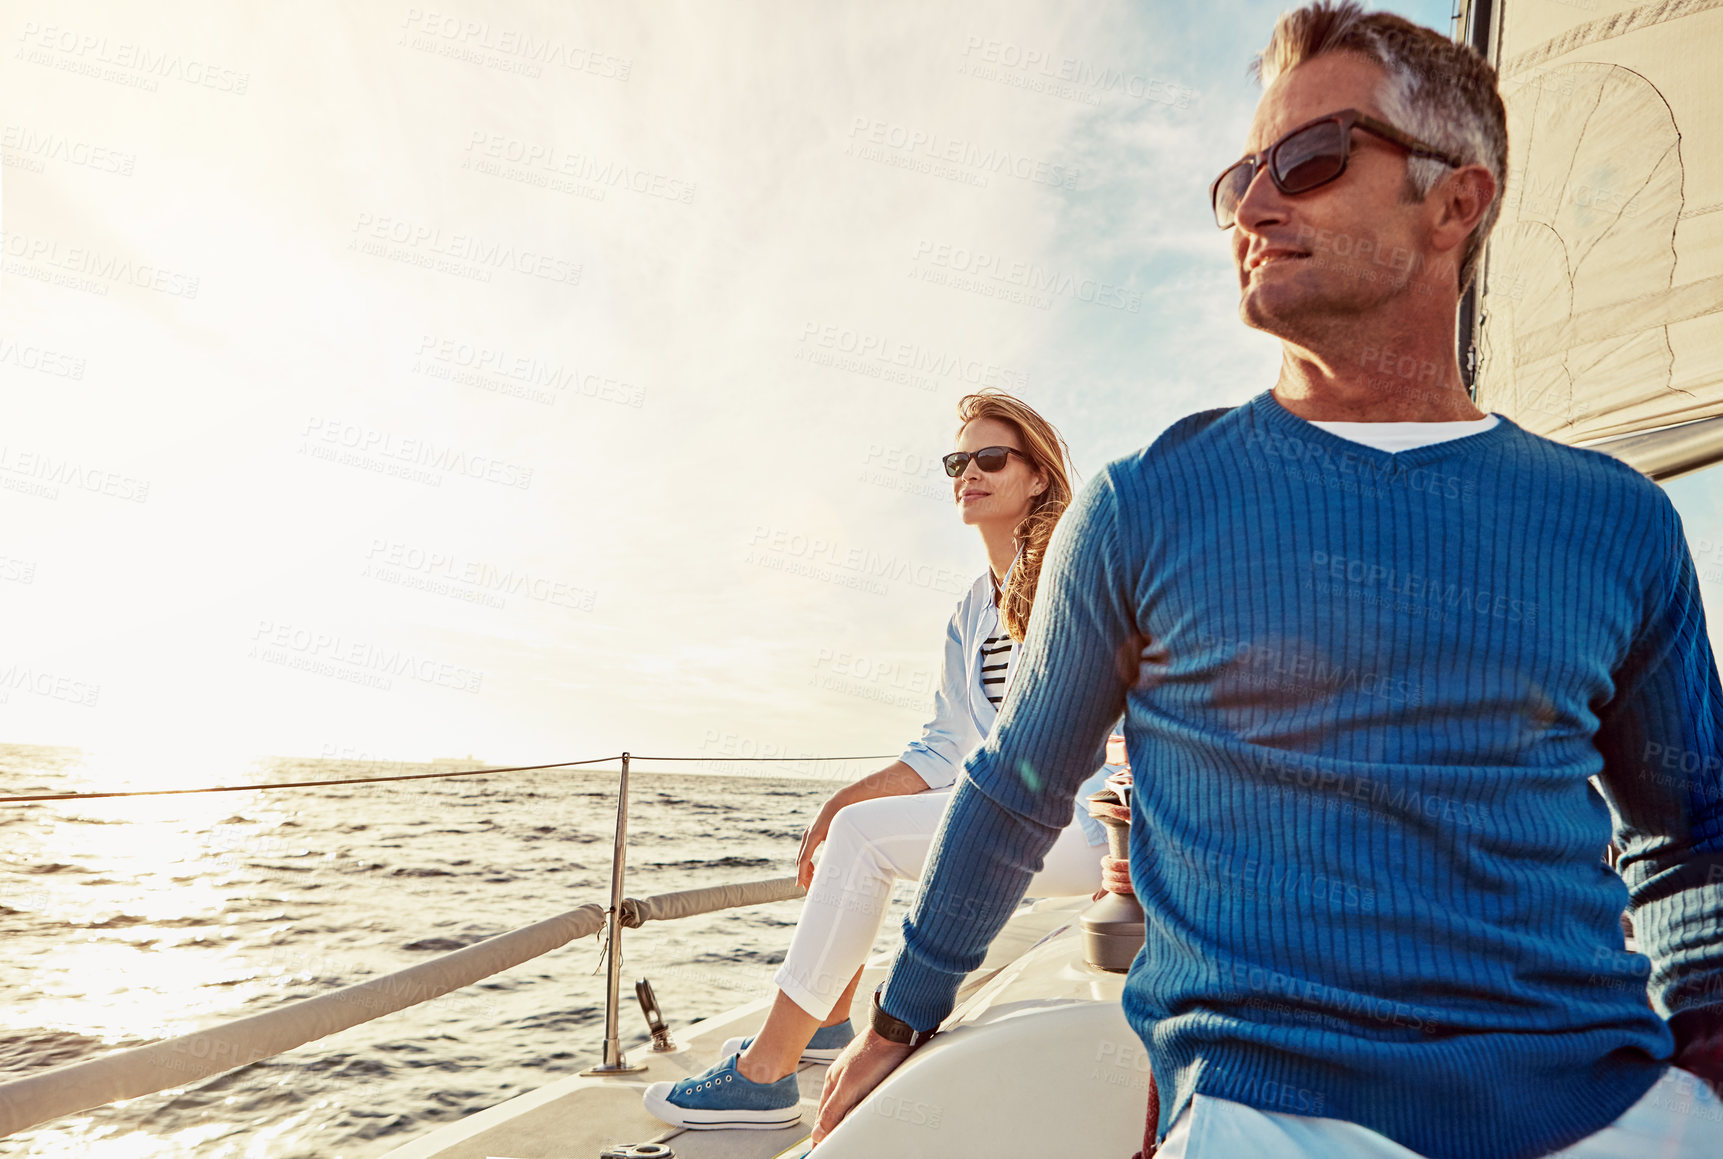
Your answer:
[381,897,1111,1159]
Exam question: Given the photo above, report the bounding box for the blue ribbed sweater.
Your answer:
[880,391,1723,1159]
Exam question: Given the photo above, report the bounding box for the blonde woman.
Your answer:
[644,391,1116,1129]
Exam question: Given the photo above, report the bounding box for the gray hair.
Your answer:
[1254,1,1508,292]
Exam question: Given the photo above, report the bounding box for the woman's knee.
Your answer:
[820,795,934,882]
[822,800,868,855]
[825,795,900,851]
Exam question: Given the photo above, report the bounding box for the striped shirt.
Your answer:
[979,632,1014,707]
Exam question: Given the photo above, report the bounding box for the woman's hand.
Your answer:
[794,761,930,890]
[795,799,843,889]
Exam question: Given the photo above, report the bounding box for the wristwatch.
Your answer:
[870,983,939,1048]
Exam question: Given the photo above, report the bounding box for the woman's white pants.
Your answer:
[772,788,1103,1020]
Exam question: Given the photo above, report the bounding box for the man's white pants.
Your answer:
[1158,1066,1723,1158]
[771,788,1102,1020]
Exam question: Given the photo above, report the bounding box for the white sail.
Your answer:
[1471,0,1723,463]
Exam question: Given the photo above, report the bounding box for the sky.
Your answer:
[2,0,1720,785]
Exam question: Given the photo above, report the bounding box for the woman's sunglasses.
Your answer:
[942,446,1032,478]
[1209,108,1463,230]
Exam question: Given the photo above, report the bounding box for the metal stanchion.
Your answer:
[583,752,646,1076]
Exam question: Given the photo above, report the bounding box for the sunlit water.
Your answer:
[0,744,906,1158]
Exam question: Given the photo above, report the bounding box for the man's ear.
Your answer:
[1423,163,1494,291]
[1431,164,1495,253]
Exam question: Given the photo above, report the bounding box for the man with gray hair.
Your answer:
[815,3,1723,1156]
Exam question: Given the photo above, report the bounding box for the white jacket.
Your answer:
[898,571,1112,845]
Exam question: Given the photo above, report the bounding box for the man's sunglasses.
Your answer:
[1209,108,1463,230]
[942,446,1032,478]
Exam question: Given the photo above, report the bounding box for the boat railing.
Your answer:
[0,748,891,1139]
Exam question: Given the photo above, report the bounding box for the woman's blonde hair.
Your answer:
[956,390,1075,642]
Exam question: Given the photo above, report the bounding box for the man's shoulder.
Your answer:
[1499,421,1672,512]
[1101,403,1242,482]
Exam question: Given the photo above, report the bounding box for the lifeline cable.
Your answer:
[0,753,898,803]
[629,754,895,762]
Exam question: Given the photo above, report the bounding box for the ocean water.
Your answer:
[0,744,907,1158]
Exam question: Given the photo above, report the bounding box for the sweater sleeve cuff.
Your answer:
[878,946,966,1033]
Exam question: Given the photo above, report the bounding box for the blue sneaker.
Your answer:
[720,1020,856,1065]
[641,1053,801,1130]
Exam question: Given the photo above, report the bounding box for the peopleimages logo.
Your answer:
[399,8,632,80]
[0,554,37,585]
[0,229,199,299]
[0,444,150,502]
[1195,628,1423,707]
[846,117,1079,189]
[299,418,533,490]
[0,336,86,380]
[0,663,100,707]
[956,36,1196,109]
[1,124,136,175]
[911,240,1141,313]
[796,321,1029,394]
[1307,551,1537,625]
[746,526,967,596]
[362,538,597,611]
[1245,426,1476,503]
[464,131,694,203]
[413,336,644,408]
[249,620,484,694]
[1247,746,1491,830]
[15,21,250,94]
[1163,834,1380,912]
[349,213,582,286]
